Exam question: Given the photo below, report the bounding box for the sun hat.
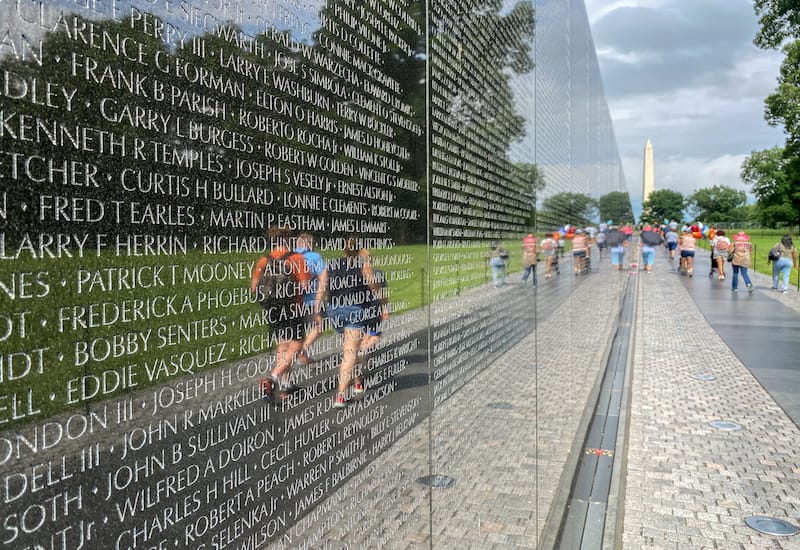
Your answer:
[734,231,749,242]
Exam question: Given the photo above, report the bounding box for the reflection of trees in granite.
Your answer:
[513,162,545,226]
[0,3,433,549]
[430,0,537,240]
[1,6,426,239]
[538,192,598,229]
[0,3,427,427]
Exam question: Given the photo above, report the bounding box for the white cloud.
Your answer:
[583,0,662,25]
[595,46,657,65]
[586,0,785,221]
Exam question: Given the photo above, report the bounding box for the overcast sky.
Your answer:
[583,0,785,219]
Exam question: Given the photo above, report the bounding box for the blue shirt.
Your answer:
[295,247,326,298]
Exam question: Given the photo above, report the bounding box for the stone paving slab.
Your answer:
[298,259,630,549]
[622,253,800,549]
[287,250,800,549]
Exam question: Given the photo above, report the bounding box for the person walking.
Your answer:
[711,229,730,281]
[639,225,663,273]
[770,234,798,292]
[664,224,679,264]
[486,241,509,287]
[295,233,326,365]
[596,229,607,257]
[571,229,589,275]
[606,226,626,271]
[678,227,696,276]
[730,231,754,293]
[359,249,390,360]
[540,233,557,278]
[520,234,538,286]
[314,239,387,408]
[251,226,311,403]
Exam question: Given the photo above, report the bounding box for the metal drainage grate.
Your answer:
[745,516,799,536]
[709,421,743,431]
[691,374,716,381]
[487,402,514,410]
[417,475,456,488]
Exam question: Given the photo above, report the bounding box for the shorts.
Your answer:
[597,242,607,249]
[573,250,586,258]
[680,250,695,258]
[328,304,367,334]
[667,242,677,251]
[642,250,655,265]
[611,250,624,266]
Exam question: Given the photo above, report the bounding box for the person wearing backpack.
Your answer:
[770,234,798,293]
[711,229,730,281]
[295,233,326,364]
[250,226,311,403]
[730,231,754,292]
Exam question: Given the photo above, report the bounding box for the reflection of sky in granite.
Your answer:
[3,0,327,59]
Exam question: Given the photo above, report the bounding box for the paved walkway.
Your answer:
[180,243,798,549]
[622,249,800,549]
[311,247,800,549]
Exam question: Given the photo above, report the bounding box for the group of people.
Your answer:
[637,221,798,293]
[492,222,798,294]
[250,227,389,409]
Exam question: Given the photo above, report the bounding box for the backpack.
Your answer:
[256,252,297,306]
[716,238,729,251]
[542,239,554,251]
[768,245,782,262]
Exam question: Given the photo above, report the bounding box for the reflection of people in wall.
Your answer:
[486,241,509,287]
[251,226,311,403]
[571,229,589,275]
[540,234,557,278]
[315,238,388,408]
[358,249,390,362]
[520,234,538,287]
[295,233,326,364]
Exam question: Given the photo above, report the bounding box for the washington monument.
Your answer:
[643,139,654,203]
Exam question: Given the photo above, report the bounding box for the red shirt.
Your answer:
[250,248,311,301]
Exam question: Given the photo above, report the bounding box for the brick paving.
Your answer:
[283,250,800,549]
[623,253,800,549]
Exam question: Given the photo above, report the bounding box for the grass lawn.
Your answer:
[0,241,496,426]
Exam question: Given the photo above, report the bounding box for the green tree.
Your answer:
[512,163,545,226]
[641,189,685,224]
[765,40,800,144]
[753,1,800,49]
[539,192,597,229]
[686,185,747,223]
[430,1,536,243]
[751,2,800,229]
[598,191,634,225]
[741,147,800,228]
